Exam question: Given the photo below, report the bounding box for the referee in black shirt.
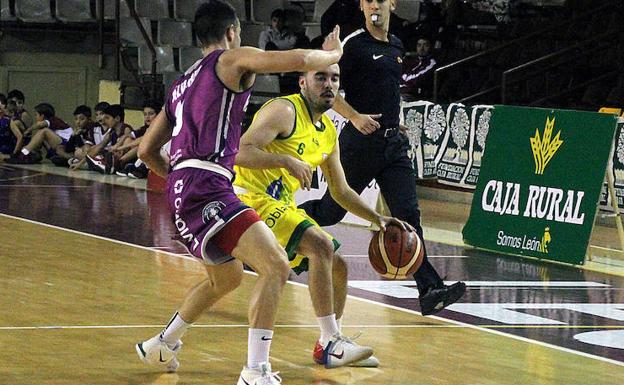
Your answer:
[300,0,465,315]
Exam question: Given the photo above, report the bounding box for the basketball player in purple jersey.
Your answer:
[135,1,343,384]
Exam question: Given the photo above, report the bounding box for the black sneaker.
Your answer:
[128,164,148,179]
[116,163,135,177]
[50,155,68,167]
[85,155,106,174]
[419,281,466,316]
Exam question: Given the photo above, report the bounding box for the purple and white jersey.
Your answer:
[166,49,252,174]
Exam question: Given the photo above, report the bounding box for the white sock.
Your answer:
[21,148,30,155]
[247,328,273,369]
[336,318,342,332]
[160,312,191,348]
[317,314,340,346]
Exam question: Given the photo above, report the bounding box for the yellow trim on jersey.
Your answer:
[233,93,337,205]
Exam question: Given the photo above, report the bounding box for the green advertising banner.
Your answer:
[463,106,618,265]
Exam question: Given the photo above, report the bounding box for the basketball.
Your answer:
[368,225,424,279]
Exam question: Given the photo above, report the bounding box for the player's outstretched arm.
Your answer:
[236,100,314,190]
[138,110,172,178]
[321,143,412,231]
[225,25,342,75]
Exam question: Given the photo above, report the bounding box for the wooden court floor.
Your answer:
[2,214,624,385]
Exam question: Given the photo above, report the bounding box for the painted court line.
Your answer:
[0,184,93,188]
[342,254,468,258]
[2,212,623,368]
[0,172,46,182]
[3,324,623,331]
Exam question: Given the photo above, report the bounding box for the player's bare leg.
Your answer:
[297,228,373,368]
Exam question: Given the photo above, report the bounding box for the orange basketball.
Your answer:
[368,225,424,279]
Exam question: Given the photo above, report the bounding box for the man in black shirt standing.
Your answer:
[300,0,466,316]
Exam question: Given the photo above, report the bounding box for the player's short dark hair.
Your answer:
[195,0,238,47]
[7,89,25,102]
[0,93,6,106]
[142,99,162,114]
[34,103,56,119]
[73,105,92,118]
[94,101,110,112]
[103,104,125,121]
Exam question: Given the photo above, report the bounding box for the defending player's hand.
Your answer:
[284,155,313,191]
[322,25,343,58]
[351,113,381,135]
[377,216,415,233]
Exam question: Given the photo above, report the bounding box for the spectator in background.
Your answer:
[7,89,33,130]
[85,104,132,174]
[258,9,297,50]
[5,101,26,154]
[284,6,310,49]
[112,99,162,177]
[69,102,109,170]
[6,102,73,164]
[0,94,23,161]
[400,37,437,101]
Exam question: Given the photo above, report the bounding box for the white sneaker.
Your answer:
[313,334,373,369]
[237,362,282,385]
[135,335,182,373]
[349,355,380,367]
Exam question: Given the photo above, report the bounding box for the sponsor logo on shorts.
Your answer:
[201,201,225,224]
[265,205,288,228]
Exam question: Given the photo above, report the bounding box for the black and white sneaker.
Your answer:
[85,155,106,174]
[419,281,466,316]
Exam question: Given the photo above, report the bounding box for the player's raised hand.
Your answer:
[322,25,343,57]
[284,155,313,191]
[351,113,381,135]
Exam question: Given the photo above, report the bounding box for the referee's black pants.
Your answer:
[299,126,443,293]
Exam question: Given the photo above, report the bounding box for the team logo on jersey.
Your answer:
[201,201,225,224]
[397,57,403,63]
[266,177,284,200]
[530,117,563,175]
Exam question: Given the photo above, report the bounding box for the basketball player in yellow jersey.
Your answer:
[235,63,413,368]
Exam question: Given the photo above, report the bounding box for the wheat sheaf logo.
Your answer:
[530,117,563,175]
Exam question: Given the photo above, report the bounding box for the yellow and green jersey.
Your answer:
[234,93,337,205]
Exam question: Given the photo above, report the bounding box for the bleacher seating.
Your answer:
[173,0,202,21]
[174,0,246,21]
[158,20,193,47]
[305,25,322,41]
[241,22,265,47]
[56,0,94,23]
[1,1,15,20]
[120,17,152,46]
[96,0,132,19]
[138,45,176,73]
[229,0,247,21]
[136,0,169,19]
[163,71,183,93]
[15,0,54,23]
[312,0,333,22]
[251,74,281,104]
[394,0,420,23]
[179,46,203,72]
